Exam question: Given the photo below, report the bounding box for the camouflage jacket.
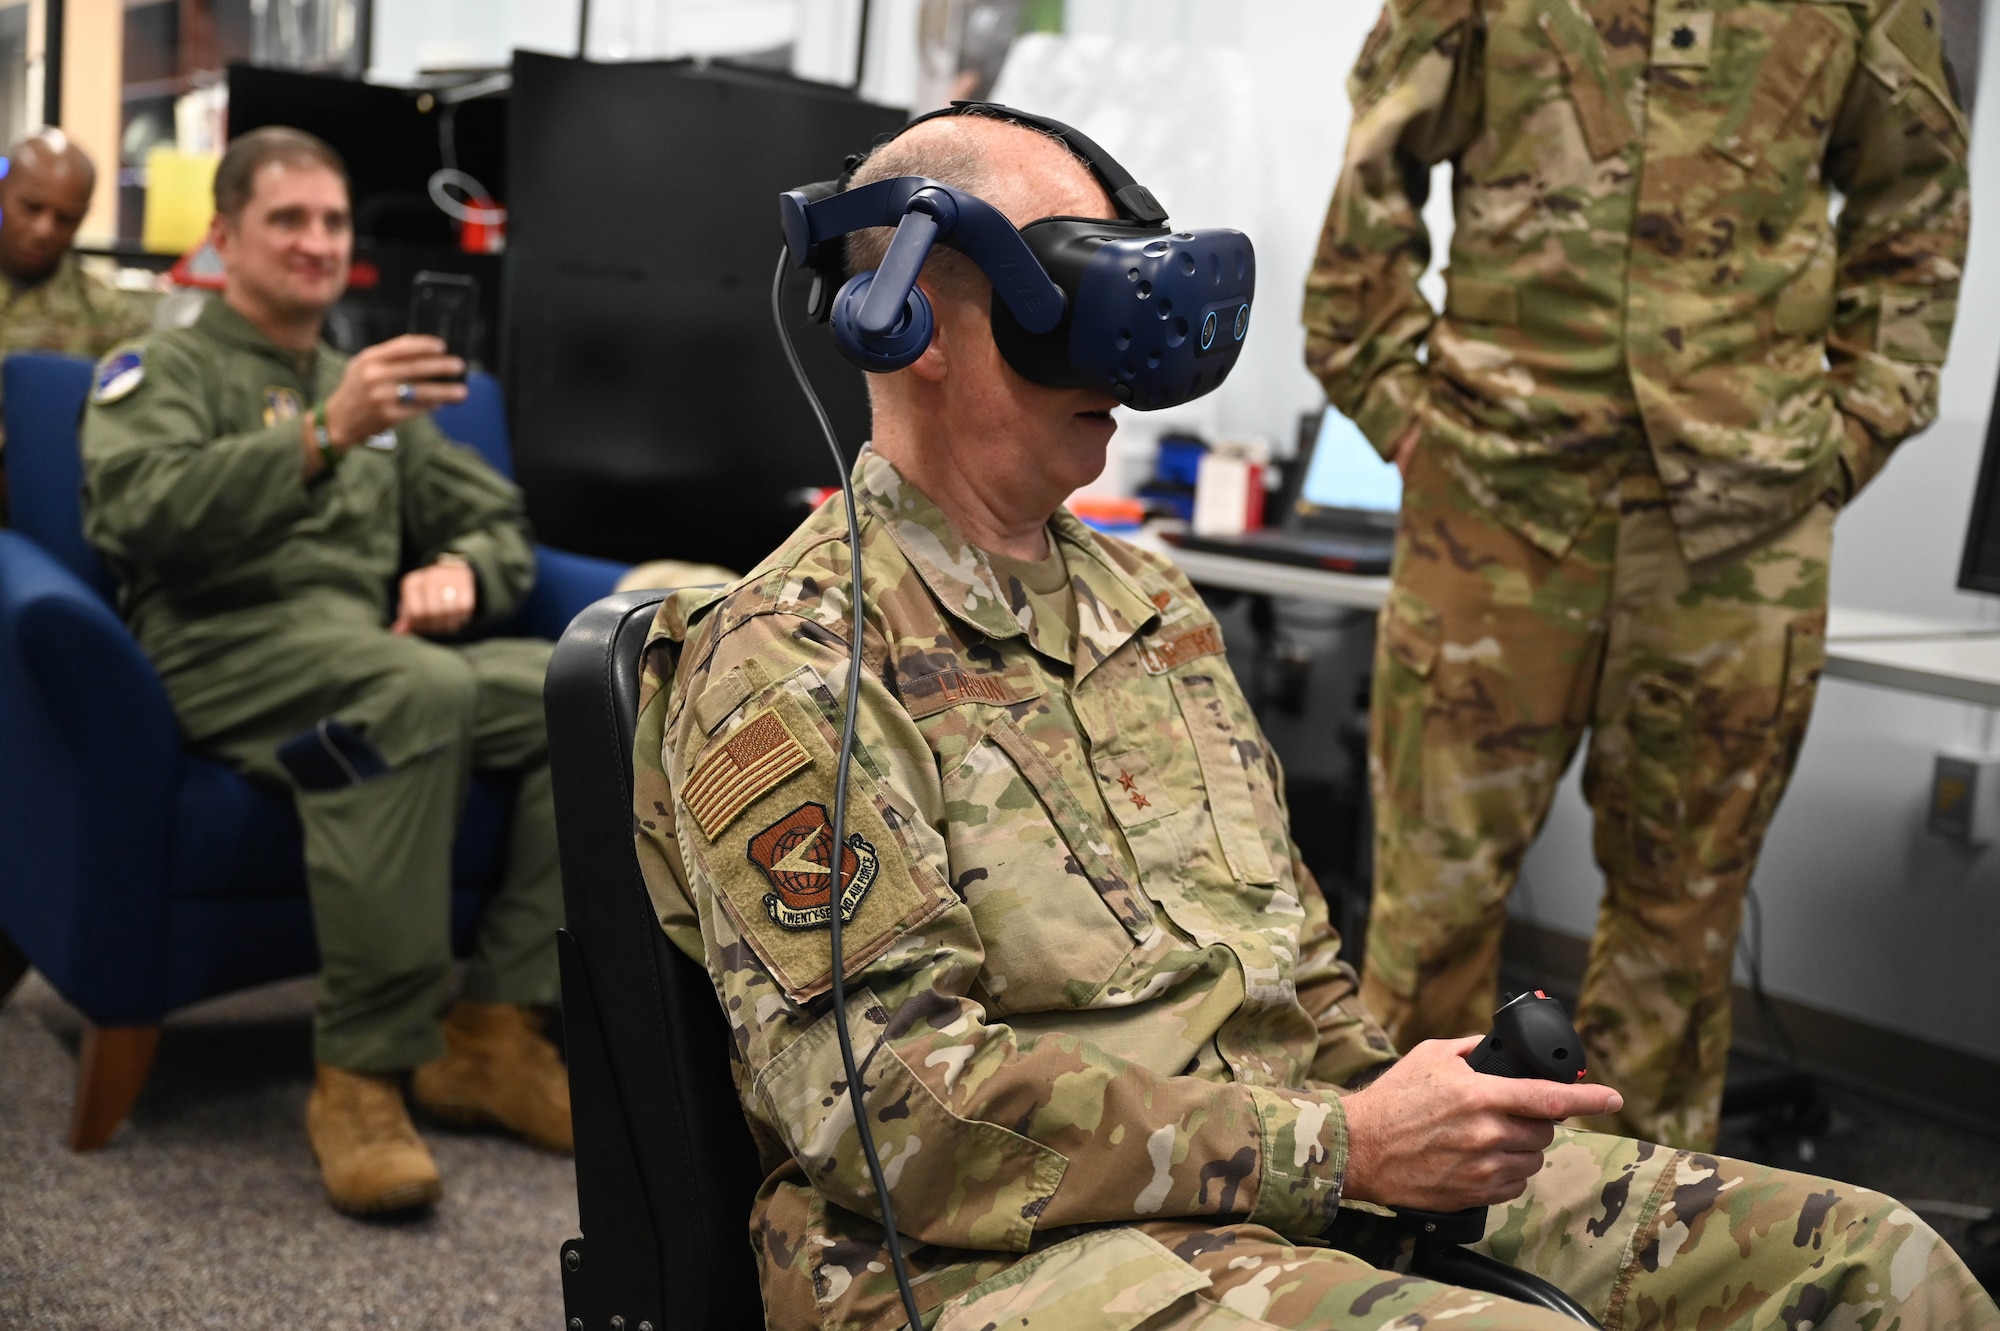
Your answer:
[1303,0,1970,561]
[0,253,153,457]
[81,298,535,692]
[634,448,1395,1331]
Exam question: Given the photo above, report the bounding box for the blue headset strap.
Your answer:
[780,176,1067,336]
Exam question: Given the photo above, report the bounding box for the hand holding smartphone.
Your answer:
[408,271,479,382]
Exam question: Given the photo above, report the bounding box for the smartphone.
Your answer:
[408,270,479,382]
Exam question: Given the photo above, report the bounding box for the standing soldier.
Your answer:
[1304,0,1969,1147]
[0,129,154,519]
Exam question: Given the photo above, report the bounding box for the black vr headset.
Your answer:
[778,102,1256,411]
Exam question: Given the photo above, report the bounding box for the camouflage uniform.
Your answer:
[633,449,1996,1331]
[0,252,154,518]
[1303,0,1969,1145]
[81,297,562,1072]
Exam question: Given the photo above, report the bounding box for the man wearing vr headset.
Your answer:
[634,108,1993,1331]
[1307,0,1970,1150]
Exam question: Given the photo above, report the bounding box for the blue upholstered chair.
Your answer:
[0,352,627,1149]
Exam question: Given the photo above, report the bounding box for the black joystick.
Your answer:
[1468,990,1588,1084]
[1394,990,1603,1327]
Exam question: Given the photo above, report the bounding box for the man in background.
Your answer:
[81,127,568,1216]
[0,128,154,519]
[1305,0,1969,1148]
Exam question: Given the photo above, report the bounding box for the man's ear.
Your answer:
[207,212,233,261]
[906,276,952,384]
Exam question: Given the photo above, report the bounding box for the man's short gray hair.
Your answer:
[841,116,1077,304]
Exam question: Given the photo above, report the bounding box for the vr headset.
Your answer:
[778,102,1255,412]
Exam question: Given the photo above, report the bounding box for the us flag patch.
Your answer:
[684,707,811,839]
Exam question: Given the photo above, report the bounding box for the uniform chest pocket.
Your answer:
[942,713,1154,1015]
[1169,673,1282,887]
[1707,2,1854,181]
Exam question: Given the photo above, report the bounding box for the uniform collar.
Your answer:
[2,251,81,305]
[854,447,1160,679]
[193,296,326,376]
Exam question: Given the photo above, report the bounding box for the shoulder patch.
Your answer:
[91,348,144,404]
[684,705,811,839]
[747,802,879,930]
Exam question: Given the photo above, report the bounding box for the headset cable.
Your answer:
[770,247,926,1331]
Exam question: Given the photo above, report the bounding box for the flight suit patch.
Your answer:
[1652,11,1714,68]
[262,386,304,426]
[91,349,144,404]
[684,705,811,838]
[747,802,879,931]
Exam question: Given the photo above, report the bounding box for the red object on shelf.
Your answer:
[459,198,506,254]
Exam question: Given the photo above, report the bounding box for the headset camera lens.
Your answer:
[1201,311,1218,350]
[1234,303,1250,340]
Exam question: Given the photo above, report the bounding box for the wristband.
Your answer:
[311,405,341,473]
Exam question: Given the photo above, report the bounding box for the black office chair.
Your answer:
[546,591,764,1331]
[545,591,1598,1331]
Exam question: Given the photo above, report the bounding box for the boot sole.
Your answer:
[325,1175,443,1216]
[308,1140,443,1216]
[415,1094,573,1156]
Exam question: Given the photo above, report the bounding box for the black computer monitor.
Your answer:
[1959,373,2000,594]
[502,53,906,569]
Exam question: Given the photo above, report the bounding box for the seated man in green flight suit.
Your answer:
[80,127,568,1216]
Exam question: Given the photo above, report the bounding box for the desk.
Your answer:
[1124,527,1390,610]
[1821,608,2000,708]
[1132,531,2000,710]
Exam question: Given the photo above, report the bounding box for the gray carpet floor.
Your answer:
[4,968,1998,1328]
[0,973,576,1330]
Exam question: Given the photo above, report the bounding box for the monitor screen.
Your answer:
[1299,408,1402,515]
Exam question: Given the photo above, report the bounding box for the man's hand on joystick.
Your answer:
[1341,1030,1623,1212]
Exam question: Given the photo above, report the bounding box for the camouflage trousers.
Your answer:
[1362,445,1833,1149]
[905,1129,1996,1331]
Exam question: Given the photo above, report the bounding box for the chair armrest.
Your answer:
[514,545,632,643]
[0,530,182,1024]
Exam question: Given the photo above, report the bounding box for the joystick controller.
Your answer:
[1393,990,1602,1327]
[1468,990,1588,1084]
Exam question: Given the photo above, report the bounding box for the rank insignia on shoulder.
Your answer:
[91,349,144,404]
[747,802,879,931]
[262,386,303,426]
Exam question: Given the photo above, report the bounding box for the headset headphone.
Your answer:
[779,102,1256,411]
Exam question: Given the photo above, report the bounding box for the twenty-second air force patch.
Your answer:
[91,349,145,405]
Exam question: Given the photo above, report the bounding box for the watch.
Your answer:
[310,405,340,472]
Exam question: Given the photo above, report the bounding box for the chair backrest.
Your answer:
[545,590,765,1331]
[432,370,515,480]
[3,353,115,600]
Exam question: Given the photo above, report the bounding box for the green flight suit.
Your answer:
[79,297,562,1072]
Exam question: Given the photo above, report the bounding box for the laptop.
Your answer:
[1167,407,1401,575]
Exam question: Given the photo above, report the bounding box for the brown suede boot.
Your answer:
[306,1063,443,1215]
[411,1001,573,1154]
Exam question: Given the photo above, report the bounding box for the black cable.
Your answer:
[1740,884,1799,1066]
[770,248,926,1331]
